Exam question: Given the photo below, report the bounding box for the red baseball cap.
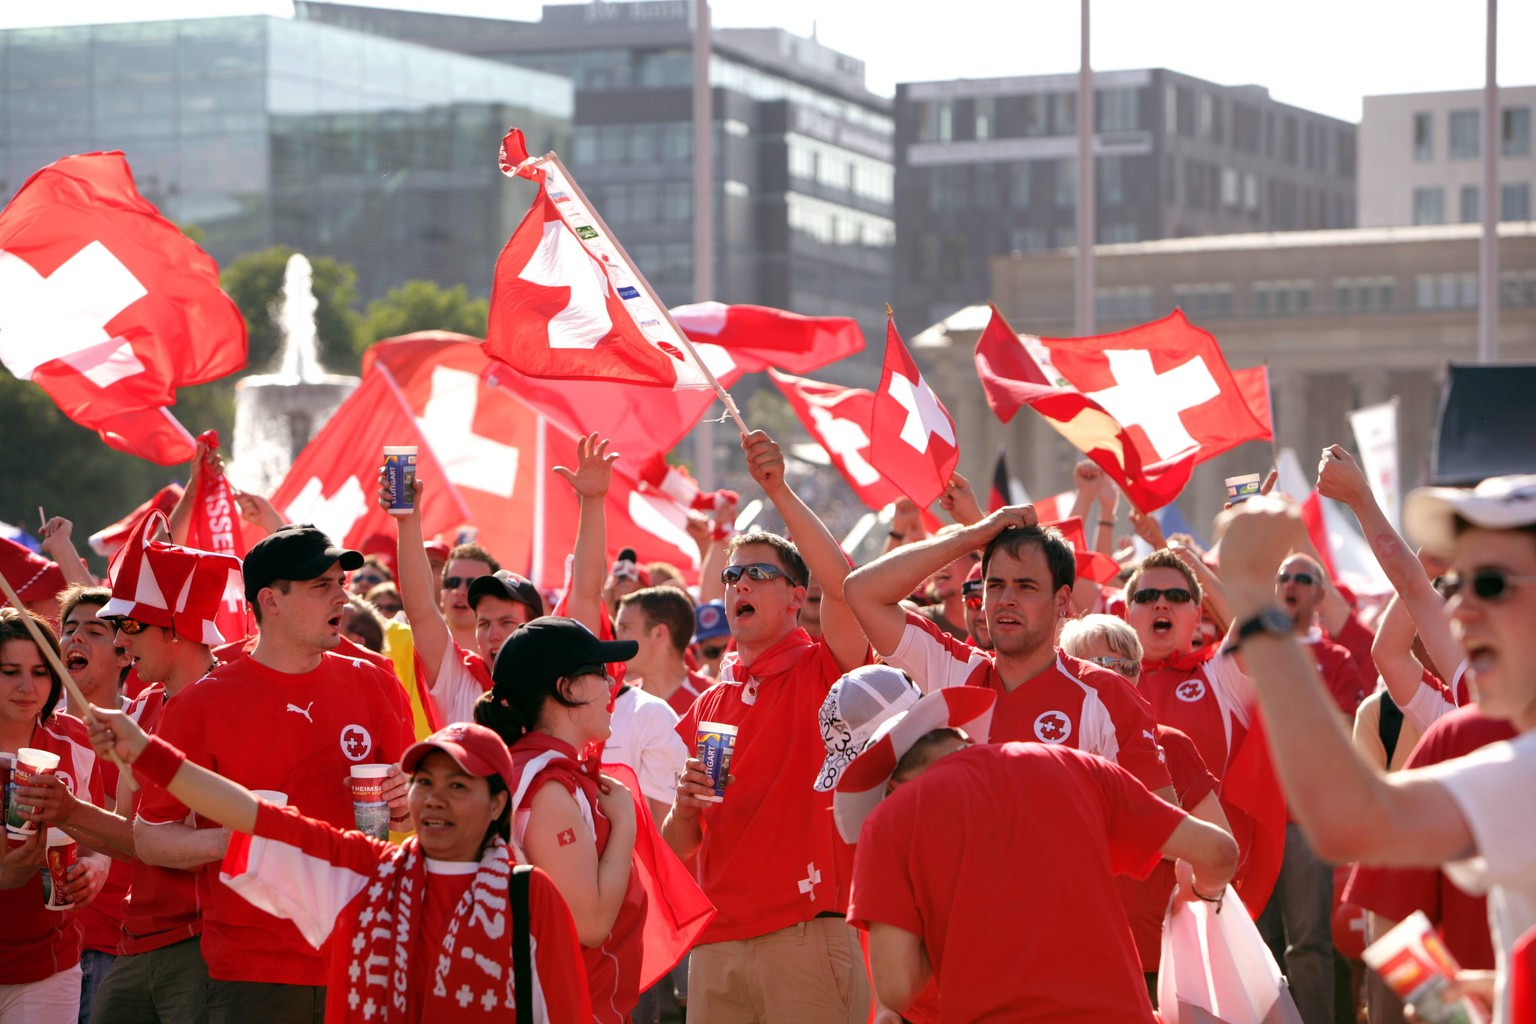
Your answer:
[401,722,516,789]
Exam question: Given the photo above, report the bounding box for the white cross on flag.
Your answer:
[869,315,958,508]
[485,128,710,390]
[0,152,247,464]
[269,365,471,550]
[974,305,1270,512]
[769,368,903,513]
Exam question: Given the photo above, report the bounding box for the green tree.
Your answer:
[354,279,489,353]
[220,245,364,374]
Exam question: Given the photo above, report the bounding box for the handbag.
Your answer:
[1157,886,1304,1024]
[511,864,534,1016]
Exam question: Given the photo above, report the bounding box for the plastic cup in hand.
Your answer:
[41,828,77,911]
[349,764,392,840]
[1224,473,1262,505]
[1361,910,1487,1024]
[695,722,737,803]
[6,748,60,836]
[383,446,418,516]
[251,790,288,806]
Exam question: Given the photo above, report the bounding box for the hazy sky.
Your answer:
[6,0,1533,122]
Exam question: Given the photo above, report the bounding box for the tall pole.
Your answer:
[692,0,717,488]
[1075,0,1095,337]
[1477,0,1499,363]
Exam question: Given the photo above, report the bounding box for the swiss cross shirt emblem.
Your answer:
[340,724,373,762]
[1033,710,1071,744]
[1176,677,1208,702]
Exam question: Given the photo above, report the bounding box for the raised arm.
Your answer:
[845,504,1035,656]
[381,473,451,686]
[39,516,93,587]
[1216,500,1474,867]
[553,433,618,635]
[741,430,868,671]
[937,472,983,527]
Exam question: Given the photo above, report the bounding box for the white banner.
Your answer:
[1348,400,1401,531]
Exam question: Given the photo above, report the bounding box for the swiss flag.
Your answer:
[269,368,470,550]
[869,315,958,508]
[670,302,865,372]
[88,483,183,558]
[1040,516,1121,586]
[975,305,1268,512]
[486,129,710,389]
[769,369,903,513]
[0,152,246,464]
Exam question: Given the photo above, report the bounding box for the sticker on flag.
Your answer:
[487,128,711,389]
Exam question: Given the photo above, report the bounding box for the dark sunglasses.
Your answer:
[1436,567,1536,602]
[721,563,791,586]
[352,573,386,587]
[111,618,149,635]
[1088,654,1141,677]
[442,576,471,590]
[1276,571,1316,586]
[964,594,983,611]
[1129,587,1194,605]
[700,644,727,659]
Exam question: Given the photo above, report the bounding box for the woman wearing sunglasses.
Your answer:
[1059,613,1234,1000]
[0,608,107,1024]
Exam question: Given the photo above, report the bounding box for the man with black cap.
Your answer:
[135,523,415,1024]
[383,474,544,725]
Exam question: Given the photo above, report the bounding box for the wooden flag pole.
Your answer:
[517,150,751,437]
[0,571,137,791]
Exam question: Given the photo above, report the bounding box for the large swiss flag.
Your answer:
[869,315,958,508]
[769,369,902,513]
[975,305,1269,512]
[0,152,247,464]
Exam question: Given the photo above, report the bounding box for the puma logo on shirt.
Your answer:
[286,701,315,723]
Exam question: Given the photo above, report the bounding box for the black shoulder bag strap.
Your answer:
[1378,689,1405,766]
[511,864,535,1017]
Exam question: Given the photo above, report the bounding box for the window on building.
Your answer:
[1197,93,1214,140]
[1055,158,1077,208]
[1502,183,1531,221]
[1052,91,1076,135]
[1335,281,1353,311]
[1099,156,1124,205]
[917,101,954,143]
[929,165,968,212]
[1254,286,1271,316]
[1099,87,1139,132]
[1100,223,1139,243]
[1449,110,1479,159]
[1243,172,1259,211]
[1221,167,1239,207]
[1412,187,1445,225]
[1010,162,1033,208]
[1503,106,1531,157]
[974,163,998,208]
[1023,94,1048,137]
[975,96,994,140]
[1009,227,1049,252]
[1461,185,1481,223]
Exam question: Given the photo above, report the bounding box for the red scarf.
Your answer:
[1141,644,1217,675]
[719,627,813,702]
[189,429,252,644]
[348,836,515,1024]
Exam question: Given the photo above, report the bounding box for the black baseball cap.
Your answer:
[491,615,637,693]
[242,524,363,602]
[468,570,545,617]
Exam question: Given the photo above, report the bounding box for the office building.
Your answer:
[893,69,1358,330]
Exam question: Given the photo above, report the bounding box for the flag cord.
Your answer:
[527,151,750,436]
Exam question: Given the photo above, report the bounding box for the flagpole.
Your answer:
[1074,0,1095,337]
[692,0,717,488]
[518,150,751,437]
[1477,0,1498,362]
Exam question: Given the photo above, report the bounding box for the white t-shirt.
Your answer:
[431,642,490,726]
[604,687,688,806]
[1418,728,1536,1024]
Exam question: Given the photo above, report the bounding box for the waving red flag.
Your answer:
[487,129,710,389]
[869,315,958,508]
[270,368,470,550]
[671,302,865,373]
[975,305,1267,511]
[769,369,903,512]
[0,152,246,463]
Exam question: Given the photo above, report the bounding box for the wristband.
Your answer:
[709,521,736,542]
[1192,885,1224,911]
[1097,519,1115,528]
[133,735,187,790]
[888,531,904,540]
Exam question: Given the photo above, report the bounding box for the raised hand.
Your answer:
[1315,445,1373,506]
[552,433,618,499]
[1128,507,1168,550]
[938,472,983,526]
[741,430,787,495]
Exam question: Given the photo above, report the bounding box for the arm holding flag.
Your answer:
[741,430,867,673]
[937,472,983,527]
[552,432,619,634]
[846,504,1036,658]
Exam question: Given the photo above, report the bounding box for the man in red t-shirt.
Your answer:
[844,503,1173,796]
[664,431,872,1023]
[135,525,414,1024]
[839,689,1237,1023]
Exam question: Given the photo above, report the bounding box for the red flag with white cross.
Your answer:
[769,369,903,512]
[869,314,959,508]
[974,305,1269,512]
[486,129,711,389]
[0,152,247,463]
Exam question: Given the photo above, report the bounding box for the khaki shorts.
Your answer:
[687,917,871,1024]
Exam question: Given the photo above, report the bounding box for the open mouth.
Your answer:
[732,601,755,622]
[65,651,90,673]
[417,817,455,834]
[1151,617,1173,635]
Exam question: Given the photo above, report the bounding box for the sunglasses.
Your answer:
[442,576,471,591]
[1436,567,1536,602]
[374,604,402,616]
[701,644,727,659]
[721,563,792,586]
[1088,654,1140,677]
[111,618,149,635]
[1129,587,1194,605]
[964,594,983,611]
[352,573,386,588]
[1276,571,1316,586]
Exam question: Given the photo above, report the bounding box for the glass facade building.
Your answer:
[0,16,572,299]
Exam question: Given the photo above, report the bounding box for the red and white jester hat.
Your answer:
[102,509,243,645]
[832,686,996,844]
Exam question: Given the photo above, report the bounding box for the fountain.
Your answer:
[228,254,359,497]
